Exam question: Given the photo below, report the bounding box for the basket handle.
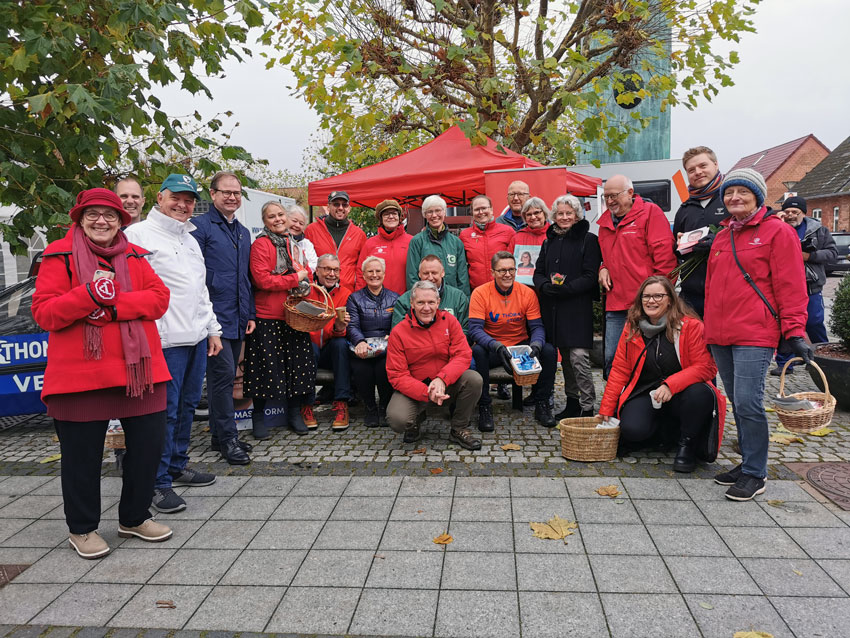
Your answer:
[301,282,333,311]
[778,356,831,404]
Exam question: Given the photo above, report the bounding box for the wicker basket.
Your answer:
[283,283,335,332]
[508,345,541,386]
[774,357,836,434]
[560,416,620,462]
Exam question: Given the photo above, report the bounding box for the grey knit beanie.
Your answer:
[720,168,767,209]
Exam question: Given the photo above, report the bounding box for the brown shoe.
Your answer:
[69,531,110,560]
[331,400,350,430]
[118,518,173,542]
[450,428,482,450]
[301,404,318,429]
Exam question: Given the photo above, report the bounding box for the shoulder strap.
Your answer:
[729,229,780,325]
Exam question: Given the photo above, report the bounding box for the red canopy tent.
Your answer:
[308,125,547,209]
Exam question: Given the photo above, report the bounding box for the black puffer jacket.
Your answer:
[799,217,837,295]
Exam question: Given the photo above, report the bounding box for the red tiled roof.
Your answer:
[730,134,829,179]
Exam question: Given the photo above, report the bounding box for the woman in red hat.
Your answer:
[32,187,174,560]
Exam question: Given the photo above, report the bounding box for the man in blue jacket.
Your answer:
[190,171,256,465]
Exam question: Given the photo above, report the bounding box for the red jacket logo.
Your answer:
[94,278,116,300]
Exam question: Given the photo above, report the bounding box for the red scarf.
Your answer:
[72,225,153,397]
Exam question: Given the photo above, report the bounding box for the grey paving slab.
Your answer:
[451,497,512,522]
[247,520,324,550]
[329,496,395,520]
[817,559,850,595]
[349,588,438,637]
[0,546,49,565]
[220,549,306,586]
[13,546,98,583]
[516,553,595,592]
[678,478,734,501]
[379,521,449,552]
[684,594,793,638]
[760,480,819,502]
[291,549,373,587]
[509,477,568,497]
[519,591,608,638]
[144,520,205,549]
[0,494,19,512]
[741,557,846,596]
[313,520,386,550]
[454,476,510,497]
[0,495,63,519]
[390,496,452,521]
[178,475,249,496]
[107,584,211,629]
[646,524,731,557]
[210,496,282,521]
[510,497,574,523]
[622,477,689,500]
[265,586,359,634]
[601,593,699,638]
[572,498,641,524]
[435,590,520,638]
[399,476,456,496]
[288,476,350,496]
[0,476,53,496]
[441,551,516,590]
[632,499,709,525]
[0,518,43,545]
[445,521,514,553]
[565,477,626,499]
[80,548,175,584]
[235,476,299,496]
[31,583,139,626]
[787,527,850,559]
[343,475,403,496]
[513,522,585,554]
[579,523,657,555]
[664,556,760,594]
[365,550,443,589]
[29,477,63,496]
[138,497,227,521]
[0,583,68,624]
[697,500,778,527]
[182,519,264,549]
[590,555,677,593]
[770,596,850,637]
[185,585,284,631]
[148,549,240,585]
[715,525,807,559]
[759,499,846,527]
[271,495,339,520]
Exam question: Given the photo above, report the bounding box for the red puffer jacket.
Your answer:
[308,284,352,348]
[460,221,515,289]
[507,223,549,254]
[704,208,807,348]
[32,230,171,400]
[597,196,677,311]
[599,316,725,424]
[250,235,310,320]
[386,309,472,401]
[304,217,366,291]
[355,225,412,295]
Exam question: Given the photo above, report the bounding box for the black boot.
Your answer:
[673,437,697,473]
[221,439,250,465]
[251,398,271,441]
[287,400,309,435]
[364,404,381,428]
[534,400,557,428]
[555,397,581,420]
[478,403,494,432]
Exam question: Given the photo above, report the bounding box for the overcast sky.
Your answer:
[157,0,850,179]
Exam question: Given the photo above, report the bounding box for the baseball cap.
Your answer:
[160,174,200,200]
[328,191,350,203]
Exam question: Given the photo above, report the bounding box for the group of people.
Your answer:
[34,144,836,559]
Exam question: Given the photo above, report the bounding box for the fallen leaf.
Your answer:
[374,554,386,560]
[39,454,61,464]
[416,510,424,514]
[203,427,210,432]
[764,407,775,413]
[766,499,785,508]
[769,433,804,446]
[52,435,59,442]
[808,427,834,437]
[792,569,803,576]
[155,600,176,609]
[596,485,621,498]
[430,468,443,475]
[411,447,427,454]
[433,533,453,545]
[500,443,521,451]
[614,499,625,504]
[530,515,577,544]
[733,632,773,638]
[698,601,714,610]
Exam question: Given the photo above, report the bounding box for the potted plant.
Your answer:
[810,274,850,409]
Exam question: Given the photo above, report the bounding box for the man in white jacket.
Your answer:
[126,174,223,514]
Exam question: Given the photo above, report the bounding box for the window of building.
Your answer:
[812,208,822,221]
[835,207,840,232]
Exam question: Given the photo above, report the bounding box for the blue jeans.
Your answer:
[604,311,628,379]
[312,338,351,401]
[776,292,827,369]
[157,341,207,488]
[710,344,773,479]
[207,336,242,444]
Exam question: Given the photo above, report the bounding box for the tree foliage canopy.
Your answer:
[0,0,264,253]
[265,0,759,170]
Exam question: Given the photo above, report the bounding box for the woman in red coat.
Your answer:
[32,188,173,560]
[599,276,725,473]
[507,197,550,287]
[355,199,411,294]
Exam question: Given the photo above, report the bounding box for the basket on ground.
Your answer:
[560,416,619,462]
[774,357,836,434]
[283,283,335,332]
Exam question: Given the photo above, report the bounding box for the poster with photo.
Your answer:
[513,244,541,285]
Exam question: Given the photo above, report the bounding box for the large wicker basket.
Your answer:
[774,357,836,434]
[283,283,335,332]
[560,416,620,462]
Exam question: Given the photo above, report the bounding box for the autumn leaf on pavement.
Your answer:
[766,500,785,508]
[411,447,427,454]
[39,454,61,464]
[433,533,453,545]
[733,631,773,638]
[530,515,577,544]
[769,434,803,446]
[698,601,713,610]
[501,443,521,451]
[808,427,834,437]
[430,468,443,475]
[596,485,621,498]
[155,600,176,609]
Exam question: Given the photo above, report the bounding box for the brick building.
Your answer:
[790,134,850,233]
[730,134,830,208]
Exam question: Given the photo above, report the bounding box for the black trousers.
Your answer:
[54,411,166,534]
[619,383,714,444]
[350,354,392,410]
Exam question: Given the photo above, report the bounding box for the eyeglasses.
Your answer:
[83,210,119,222]
[494,268,517,275]
[319,266,340,274]
[424,209,444,216]
[214,190,242,199]
[641,293,668,302]
[329,201,349,208]
[508,192,529,199]
[381,211,400,217]
[525,209,544,217]
[603,189,628,201]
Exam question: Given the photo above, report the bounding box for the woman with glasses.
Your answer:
[507,197,551,287]
[355,199,411,295]
[460,194,515,290]
[598,276,725,473]
[405,195,470,295]
[33,188,173,559]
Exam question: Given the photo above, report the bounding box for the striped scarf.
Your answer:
[688,171,724,201]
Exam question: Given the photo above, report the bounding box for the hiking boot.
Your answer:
[534,400,557,428]
[301,404,318,429]
[220,439,250,465]
[477,403,495,432]
[555,397,581,420]
[672,437,697,473]
[332,400,350,430]
[714,464,743,486]
[495,383,511,400]
[69,531,110,560]
[450,428,482,451]
[403,424,421,444]
[364,405,381,428]
[152,487,186,513]
[170,467,216,487]
[118,518,173,542]
[725,474,767,501]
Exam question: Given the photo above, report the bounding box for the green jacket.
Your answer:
[406,226,470,295]
[392,283,469,333]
